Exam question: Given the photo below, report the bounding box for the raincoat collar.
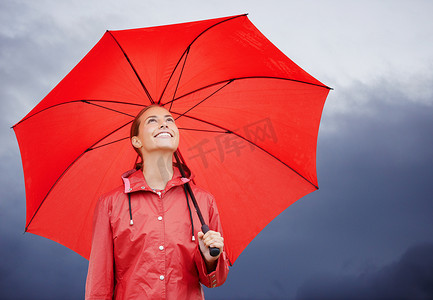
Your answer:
[122,166,192,194]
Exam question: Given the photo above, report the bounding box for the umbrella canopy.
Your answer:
[13,14,330,264]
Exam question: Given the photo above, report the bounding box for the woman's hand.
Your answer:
[197,230,224,272]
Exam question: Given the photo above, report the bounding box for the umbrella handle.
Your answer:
[201,224,221,257]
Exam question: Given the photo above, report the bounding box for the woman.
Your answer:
[85,105,229,299]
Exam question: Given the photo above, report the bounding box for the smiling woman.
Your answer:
[131,106,180,170]
[85,105,230,299]
[131,105,180,190]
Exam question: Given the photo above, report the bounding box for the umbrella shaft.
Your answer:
[174,151,220,257]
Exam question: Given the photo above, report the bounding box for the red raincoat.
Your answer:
[85,168,229,299]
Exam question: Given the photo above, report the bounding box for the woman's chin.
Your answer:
[153,144,178,152]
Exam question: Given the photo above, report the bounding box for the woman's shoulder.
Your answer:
[99,185,127,204]
[190,184,215,204]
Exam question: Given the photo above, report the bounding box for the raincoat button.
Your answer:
[157,216,163,221]
[160,275,164,280]
[159,245,164,251]
[141,186,145,189]
[156,191,161,196]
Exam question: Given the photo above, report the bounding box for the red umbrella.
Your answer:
[13,14,330,264]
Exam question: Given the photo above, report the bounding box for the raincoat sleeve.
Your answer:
[85,195,114,300]
[194,194,230,288]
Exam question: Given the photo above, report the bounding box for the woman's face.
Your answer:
[131,106,179,156]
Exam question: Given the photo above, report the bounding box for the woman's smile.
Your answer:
[154,131,173,138]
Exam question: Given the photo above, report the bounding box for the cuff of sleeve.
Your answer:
[194,246,227,288]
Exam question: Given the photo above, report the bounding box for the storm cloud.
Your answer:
[296,243,433,300]
[1,1,433,299]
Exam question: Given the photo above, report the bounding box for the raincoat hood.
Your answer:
[121,166,195,230]
[121,165,192,194]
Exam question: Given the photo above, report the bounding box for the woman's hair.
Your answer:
[130,104,161,169]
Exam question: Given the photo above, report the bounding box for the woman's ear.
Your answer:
[131,136,142,149]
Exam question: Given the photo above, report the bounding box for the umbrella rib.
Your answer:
[165,75,331,109]
[158,14,248,104]
[24,120,134,232]
[168,46,190,110]
[81,99,146,107]
[178,127,227,133]
[107,31,154,104]
[173,79,234,121]
[165,75,327,186]
[171,111,319,190]
[13,100,146,126]
[164,76,329,125]
[87,136,130,151]
[82,100,137,117]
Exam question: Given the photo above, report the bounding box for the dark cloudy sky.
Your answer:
[1,1,433,299]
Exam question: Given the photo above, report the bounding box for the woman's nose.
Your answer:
[159,121,168,128]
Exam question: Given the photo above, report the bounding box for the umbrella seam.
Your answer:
[168,46,191,110]
[169,112,319,189]
[13,100,143,125]
[24,120,134,231]
[87,137,130,151]
[13,77,330,126]
[158,14,248,104]
[169,110,320,190]
[177,128,227,133]
[173,80,234,121]
[163,75,331,109]
[106,30,154,104]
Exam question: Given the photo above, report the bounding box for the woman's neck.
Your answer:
[141,152,174,190]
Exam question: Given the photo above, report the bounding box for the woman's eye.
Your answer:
[147,118,156,123]
[167,117,174,122]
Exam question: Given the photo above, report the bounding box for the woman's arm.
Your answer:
[85,196,115,300]
[197,230,224,273]
[194,195,230,288]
